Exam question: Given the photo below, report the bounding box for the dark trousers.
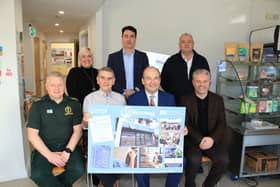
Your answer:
[184,143,229,187]
[30,146,85,187]
[97,174,120,187]
[135,172,182,187]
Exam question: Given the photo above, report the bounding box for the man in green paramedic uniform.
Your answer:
[27,72,85,187]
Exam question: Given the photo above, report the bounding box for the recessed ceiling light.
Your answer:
[58,10,64,15]
[54,23,59,26]
[60,30,64,33]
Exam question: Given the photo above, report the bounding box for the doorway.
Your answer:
[34,37,41,97]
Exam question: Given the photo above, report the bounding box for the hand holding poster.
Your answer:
[87,105,186,174]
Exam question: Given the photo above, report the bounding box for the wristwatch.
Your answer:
[64,147,72,154]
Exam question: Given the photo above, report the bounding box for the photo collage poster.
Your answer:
[87,105,186,174]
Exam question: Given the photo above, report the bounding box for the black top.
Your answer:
[161,50,210,104]
[27,95,82,146]
[180,92,227,146]
[196,95,209,136]
[66,67,99,104]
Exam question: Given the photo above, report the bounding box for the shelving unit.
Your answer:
[216,60,280,178]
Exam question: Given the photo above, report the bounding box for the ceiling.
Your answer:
[22,0,104,34]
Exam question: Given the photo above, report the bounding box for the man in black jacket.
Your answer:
[161,33,210,105]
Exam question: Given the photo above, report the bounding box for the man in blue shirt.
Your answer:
[107,25,149,98]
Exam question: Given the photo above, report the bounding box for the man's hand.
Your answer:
[83,112,92,127]
[47,152,67,167]
[61,151,71,164]
[129,150,137,159]
[128,150,137,168]
[183,127,188,136]
[123,89,136,98]
[199,137,214,150]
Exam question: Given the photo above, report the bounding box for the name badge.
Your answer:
[46,109,53,114]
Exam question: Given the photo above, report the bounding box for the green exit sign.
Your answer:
[29,25,36,38]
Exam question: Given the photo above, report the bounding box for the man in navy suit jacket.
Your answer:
[128,66,188,187]
[107,25,149,98]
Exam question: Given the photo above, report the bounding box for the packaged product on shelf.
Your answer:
[262,47,278,63]
[266,100,273,113]
[250,43,263,63]
[224,42,238,61]
[237,43,249,62]
[248,102,257,113]
[272,99,278,112]
[259,79,273,97]
[257,99,267,113]
[240,101,249,114]
[259,66,277,80]
[246,82,259,98]
[272,81,280,96]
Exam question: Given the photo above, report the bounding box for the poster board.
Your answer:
[145,51,170,72]
[49,43,75,75]
[87,105,186,174]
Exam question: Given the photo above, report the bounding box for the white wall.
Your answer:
[250,0,280,28]
[98,0,252,90]
[0,0,27,182]
[250,0,280,43]
[94,0,280,91]
[80,13,105,69]
[23,22,35,93]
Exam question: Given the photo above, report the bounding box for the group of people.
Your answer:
[26,25,229,187]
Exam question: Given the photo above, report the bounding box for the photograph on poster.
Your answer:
[139,147,163,168]
[165,146,183,167]
[113,147,138,168]
[90,144,111,168]
[115,117,159,147]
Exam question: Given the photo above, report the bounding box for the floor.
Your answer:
[1,170,280,187]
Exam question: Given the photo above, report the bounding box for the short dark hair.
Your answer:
[122,25,137,37]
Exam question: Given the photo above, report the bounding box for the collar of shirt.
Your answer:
[98,89,113,98]
[181,52,193,65]
[44,94,67,103]
[122,49,135,56]
[145,90,158,106]
[181,52,193,78]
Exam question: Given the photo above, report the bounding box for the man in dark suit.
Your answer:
[180,69,229,187]
[128,66,188,187]
[161,33,210,105]
[107,25,149,98]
